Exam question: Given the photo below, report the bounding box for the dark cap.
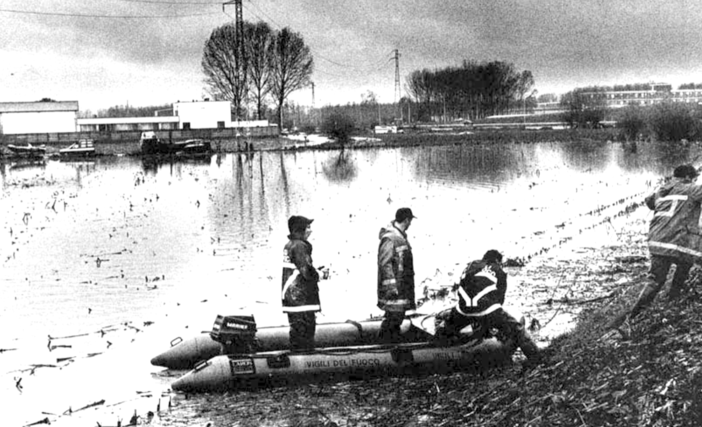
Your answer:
[482,250,503,263]
[395,207,417,223]
[673,164,699,179]
[288,215,313,233]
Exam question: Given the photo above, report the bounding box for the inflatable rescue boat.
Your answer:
[157,315,517,392]
[151,316,435,370]
[171,337,515,392]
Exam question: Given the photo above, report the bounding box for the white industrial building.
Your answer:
[0,99,272,134]
[77,100,271,132]
[0,101,79,135]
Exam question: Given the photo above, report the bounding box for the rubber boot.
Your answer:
[629,277,664,319]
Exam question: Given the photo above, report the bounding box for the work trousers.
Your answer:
[287,311,316,351]
[630,254,692,318]
[439,308,540,361]
[378,311,405,343]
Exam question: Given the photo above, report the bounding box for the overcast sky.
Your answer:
[2,0,702,112]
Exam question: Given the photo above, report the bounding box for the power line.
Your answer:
[243,2,390,72]
[0,7,218,19]
[118,0,220,4]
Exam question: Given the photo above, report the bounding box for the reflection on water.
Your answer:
[323,150,357,183]
[1,140,700,347]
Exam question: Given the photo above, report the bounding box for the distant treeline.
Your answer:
[80,104,172,119]
[404,60,537,122]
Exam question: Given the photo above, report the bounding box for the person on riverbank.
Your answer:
[435,250,541,365]
[282,215,321,350]
[377,207,417,343]
[628,164,702,319]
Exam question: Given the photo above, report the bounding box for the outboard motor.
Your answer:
[210,314,257,354]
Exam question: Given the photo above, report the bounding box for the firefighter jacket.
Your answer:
[645,179,702,263]
[455,260,507,318]
[281,235,320,313]
[377,222,416,312]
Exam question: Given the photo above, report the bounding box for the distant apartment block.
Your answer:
[580,83,702,108]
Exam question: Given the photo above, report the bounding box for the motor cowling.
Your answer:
[210,315,257,354]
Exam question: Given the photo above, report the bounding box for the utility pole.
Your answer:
[310,82,317,127]
[223,0,244,63]
[223,0,246,120]
[310,82,315,107]
[393,49,401,122]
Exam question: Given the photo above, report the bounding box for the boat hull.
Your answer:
[151,318,432,370]
[59,148,96,157]
[171,338,515,392]
[7,144,46,158]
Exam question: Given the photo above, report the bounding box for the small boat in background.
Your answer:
[175,139,213,158]
[6,143,46,158]
[140,132,213,157]
[59,139,96,158]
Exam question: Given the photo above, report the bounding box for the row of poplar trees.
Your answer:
[202,21,313,130]
[405,60,536,122]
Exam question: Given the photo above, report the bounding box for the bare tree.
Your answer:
[202,23,248,119]
[270,27,313,131]
[245,21,274,120]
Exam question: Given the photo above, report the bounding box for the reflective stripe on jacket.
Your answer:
[455,260,507,318]
[377,222,416,312]
[282,236,320,313]
[646,180,702,262]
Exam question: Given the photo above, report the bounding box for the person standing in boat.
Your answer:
[282,215,321,350]
[377,207,417,343]
[435,250,541,366]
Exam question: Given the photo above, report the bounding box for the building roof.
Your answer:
[77,116,180,125]
[0,101,79,113]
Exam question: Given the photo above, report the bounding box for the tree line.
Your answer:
[404,60,536,122]
[201,21,313,130]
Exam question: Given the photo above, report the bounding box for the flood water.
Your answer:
[0,140,698,426]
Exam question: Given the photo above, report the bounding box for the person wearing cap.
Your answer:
[434,250,541,367]
[377,207,417,343]
[282,215,321,350]
[625,164,702,319]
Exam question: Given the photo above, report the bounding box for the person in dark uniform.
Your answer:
[282,215,321,350]
[436,250,541,365]
[377,207,417,343]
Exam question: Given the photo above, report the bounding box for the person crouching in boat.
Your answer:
[282,216,321,351]
[377,207,417,343]
[435,250,541,366]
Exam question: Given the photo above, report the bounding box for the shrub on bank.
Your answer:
[320,111,356,145]
[649,102,701,142]
[615,102,702,142]
[618,105,648,141]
